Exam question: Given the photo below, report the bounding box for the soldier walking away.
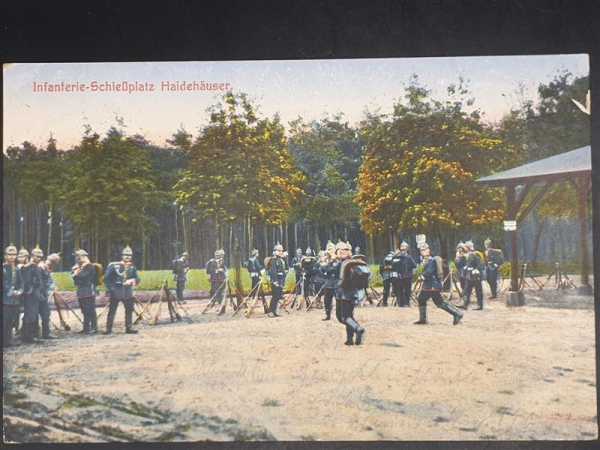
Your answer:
[20,246,46,343]
[3,245,23,347]
[104,246,141,334]
[379,251,394,306]
[484,238,504,300]
[454,242,468,292]
[245,249,265,300]
[206,249,227,305]
[414,242,463,326]
[392,241,417,307]
[266,243,288,317]
[334,241,368,345]
[172,251,190,303]
[460,241,485,310]
[38,252,61,340]
[291,248,303,295]
[72,249,100,334]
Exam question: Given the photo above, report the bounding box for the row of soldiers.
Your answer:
[2,244,142,347]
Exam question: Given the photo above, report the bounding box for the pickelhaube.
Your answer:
[75,248,89,257]
[400,241,409,249]
[4,244,17,255]
[251,248,259,256]
[305,247,313,256]
[47,253,61,264]
[274,243,283,252]
[418,242,430,251]
[484,238,492,248]
[464,240,475,251]
[326,240,335,252]
[122,245,133,256]
[31,245,44,257]
[335,240,352,251]
[18,247,30,258]
[295,248,302,255]
[456,241,465,250]
[215,249,225,257]
[181,251,189,257]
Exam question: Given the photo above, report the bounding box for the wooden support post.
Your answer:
[576,175,593,295]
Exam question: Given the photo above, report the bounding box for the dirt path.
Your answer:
[3,292,597,442]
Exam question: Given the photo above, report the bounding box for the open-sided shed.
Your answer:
[477,145,592,304]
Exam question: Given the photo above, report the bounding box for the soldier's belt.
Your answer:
[250,272,259,277]
[391,272,399,277]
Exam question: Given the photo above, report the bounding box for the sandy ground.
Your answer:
[3,283,597,442]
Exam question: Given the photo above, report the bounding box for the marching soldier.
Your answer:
[244,249,265,302]
[172,251,190,303]
[291,248,303,294]
[454,242,468,292]
[391,241,417,307]
[104,246,140,334]
[266,243,288,317]
[38,252,61,340]
[334,241,368,345]
[460,240,485,310]
[301,247,317,302]
[206,249,227,305]
[3,245,23,347]
[379,251,394,307]
[414,242,463,325]
[484,238,504,299]
[71,249,100,334]
[20,246,46,343]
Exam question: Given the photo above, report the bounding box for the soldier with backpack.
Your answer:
[460,240,485,310]
[172,251,190,303]
[414,242,463,326]
[334,241,369,346]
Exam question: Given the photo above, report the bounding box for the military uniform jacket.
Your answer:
[172,258,190,281]
[291,255,303,273]
[20,263,46,303]
[72,263,98,299]
[486,249,504,270]
[206,259,227,284]
[268,257,288,287]
[245,257,263,278]
[379,254,393,281]
[391,253,416,279]
[41,267,56,301]
[104,262,140,300]
[421,256,444,291]
[334,258,364,302]
[455,255,467,278]
[3,263,23,306]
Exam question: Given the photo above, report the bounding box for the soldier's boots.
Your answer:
[439,302,464,325]
[458,295,469,310]
[345,317,365,345]
[414,304,428,324]
[344,326,354,345]
[105,308,116,334]
[21,322,36,343]
[322,309,331,321]
[125,307,138,334]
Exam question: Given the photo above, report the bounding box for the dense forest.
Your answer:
[2,72,591,271]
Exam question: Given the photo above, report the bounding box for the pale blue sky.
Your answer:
[3,54,589,150]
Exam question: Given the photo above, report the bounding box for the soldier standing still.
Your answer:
[267,243,288,317]
[38,252,61,340]
[291,248,303,295]
[172,251,190,303]
[460,240,485,310]
[334,241,368,345]
[20,246,45,343]
[379,251,394,307]
[301,247,317,302]
[392,241,417,307]
[484,238,504,299]
[414,242,463,325]
[206,249,227,305]
[454,242,468,292]
[319,241,339,321]
[245,249,265,300]
[104,246,140,334]
[72,249,99,334]
[3,245,23,347]
[14,248,30,336]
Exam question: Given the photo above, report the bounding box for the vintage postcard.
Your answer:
[2,55,596,442]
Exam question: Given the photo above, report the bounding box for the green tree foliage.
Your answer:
[356,76,517,257]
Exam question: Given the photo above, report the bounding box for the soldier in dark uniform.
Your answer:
[334,241,368,345]
[172,251,190,303]
[484,238,504,299]
[3,245,23,347]
[454,242,468,292]
[460,240,485,310]
[245,248,265,302]
[72,249,99,334]
[267,243,288,317]
[14,247,30,336]
[20,246,46,343]
[104,246,140,334]
[414,242,464,325]
[319,241,339,321]
[291,248,303,295]
[379,251,394,307]
[38,251,61,340]
[206,249,227,305]
[311,250,328,309]
[391,241,417,307]
[301,247,317,302]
